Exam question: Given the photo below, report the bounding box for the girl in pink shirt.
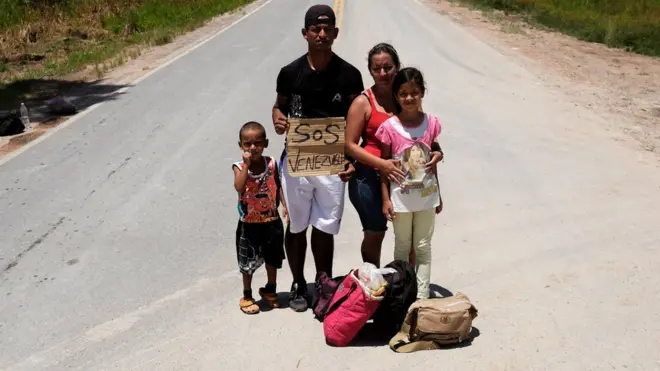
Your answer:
[375,67,443,299]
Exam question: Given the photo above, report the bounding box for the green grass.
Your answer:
[454,0,660,56]
[0,0,253,111]
[0,0,253,83]
[101,0,251,36]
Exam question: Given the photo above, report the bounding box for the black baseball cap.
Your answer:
[304,4,336,28]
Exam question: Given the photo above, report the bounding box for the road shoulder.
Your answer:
[421,0,660,156]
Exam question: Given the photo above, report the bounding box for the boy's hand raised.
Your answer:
[242,151,252,166]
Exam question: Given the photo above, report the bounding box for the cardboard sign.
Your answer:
[286,117,346,177]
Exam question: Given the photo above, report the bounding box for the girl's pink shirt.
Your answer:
[375,113,442,156]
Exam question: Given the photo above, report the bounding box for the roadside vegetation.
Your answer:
[454,0,660,57]
[0,0,253,111]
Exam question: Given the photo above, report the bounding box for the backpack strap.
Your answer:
[390,338,442,353]
[316,275,346,319]
[389,309,442,353]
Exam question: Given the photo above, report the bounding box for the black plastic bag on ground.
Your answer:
[0,112,24,137]
[370,260,418,337]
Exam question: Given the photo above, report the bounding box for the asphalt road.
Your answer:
[2,0,660,369]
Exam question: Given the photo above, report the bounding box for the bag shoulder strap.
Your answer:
[316,275,344,316]
[389,307,435,353]
[391,339,441,353]
[323,280,357,317]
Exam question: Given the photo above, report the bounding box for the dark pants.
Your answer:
[348,163,388,233]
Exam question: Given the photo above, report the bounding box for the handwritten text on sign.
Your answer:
[286,117,346,177]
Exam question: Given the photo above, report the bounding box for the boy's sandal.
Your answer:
[240,297,260,314]
[258,288,280,308]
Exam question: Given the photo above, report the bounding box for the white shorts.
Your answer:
[280,152,346,235]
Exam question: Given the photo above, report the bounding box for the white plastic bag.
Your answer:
[357,263,397,291]
[357,262,383,291]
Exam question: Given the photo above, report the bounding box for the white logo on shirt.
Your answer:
[290,94,303,118]
[332,93,342,103]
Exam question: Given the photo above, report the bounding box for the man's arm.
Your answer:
[273,93,290,116]
[348,67,365,100]
[273,67,292,135]
[272,93,291,135]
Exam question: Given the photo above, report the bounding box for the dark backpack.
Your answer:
[370,260,418,335]
[312,272,347,322]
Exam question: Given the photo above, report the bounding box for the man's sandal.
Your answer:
[258,288,280,308]
[240,297,260,314]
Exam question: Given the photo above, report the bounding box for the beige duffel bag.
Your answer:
[389,292,478,353]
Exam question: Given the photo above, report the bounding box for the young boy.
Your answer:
[232,121,287,314]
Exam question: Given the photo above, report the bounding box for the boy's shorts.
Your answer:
[280,152,345,235]
[235,219,285,276]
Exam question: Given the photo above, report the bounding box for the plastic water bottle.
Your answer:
[20,102,30,130]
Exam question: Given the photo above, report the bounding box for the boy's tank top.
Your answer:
[233,156,281,223]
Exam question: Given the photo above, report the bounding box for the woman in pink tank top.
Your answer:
[345,43,442,267]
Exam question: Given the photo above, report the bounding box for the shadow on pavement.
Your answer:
[0,78,130,136]
[350,323,481,349]
[256,291,292,312]
[349,284,479,348]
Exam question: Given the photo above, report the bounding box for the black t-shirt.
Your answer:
[276,53,364,119]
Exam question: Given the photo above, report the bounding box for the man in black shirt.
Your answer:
[272,4,364,312]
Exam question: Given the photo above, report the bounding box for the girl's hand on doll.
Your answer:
[424,150,443,173]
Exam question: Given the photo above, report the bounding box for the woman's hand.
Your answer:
[383,200,396,221]
[380,159,406,184]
